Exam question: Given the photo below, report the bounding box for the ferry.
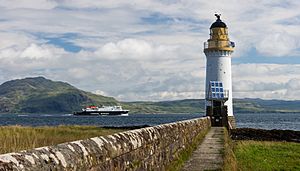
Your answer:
[73,105,129,116]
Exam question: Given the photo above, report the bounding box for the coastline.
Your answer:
[231,128,300,143]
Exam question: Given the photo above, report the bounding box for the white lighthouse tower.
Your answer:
[204,14,235,128]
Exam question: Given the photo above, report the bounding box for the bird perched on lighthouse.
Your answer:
[204,14,235,128]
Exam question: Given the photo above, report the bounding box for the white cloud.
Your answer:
[233,64,300,83]
[286,78,300,90]
[0,0,57,9]
[96,39,154,59]
[94,90,109,96]
[20,44,53,59]
[232,64,300,100]
[0,1,300,101]
[0,32,34,49]
[94,38,183,61]
[256,32,299,57]
[68,68,89,79]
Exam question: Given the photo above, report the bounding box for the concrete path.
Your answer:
[181,127,225,171]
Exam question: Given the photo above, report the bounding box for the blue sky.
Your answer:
[0,0,300,101]
[43,33,82,53]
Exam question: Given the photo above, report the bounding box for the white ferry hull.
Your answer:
[74,110,129,116]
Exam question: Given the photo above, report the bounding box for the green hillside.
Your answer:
[233,98,300,113]
[124,99,205,114]
[127,98,300,114]
[0,77,299,114]
[0,77,118,114]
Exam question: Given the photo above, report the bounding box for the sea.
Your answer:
[0,113,299,131]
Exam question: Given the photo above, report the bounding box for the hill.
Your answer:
[126,98,300,114]
[124,99,205,114]
[0,77,299,114]
[0,77,118,113]
[233,98,300,113]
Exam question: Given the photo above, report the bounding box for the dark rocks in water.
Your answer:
[231,128,300,143]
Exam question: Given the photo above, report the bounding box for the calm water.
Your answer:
[0,113,299,131]
[235,113,300,131]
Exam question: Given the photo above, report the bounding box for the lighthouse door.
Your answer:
[212,101,222,126]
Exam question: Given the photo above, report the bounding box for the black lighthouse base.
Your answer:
[206,100,236,129]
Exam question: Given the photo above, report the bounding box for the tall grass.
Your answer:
[234,140,300,171]
[0,125,126,154]
[223,128,237,171]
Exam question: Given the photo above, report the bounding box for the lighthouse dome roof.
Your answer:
[210,14,227,29]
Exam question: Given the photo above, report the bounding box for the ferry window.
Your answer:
[212,88,215,92]
[219,83,223,87]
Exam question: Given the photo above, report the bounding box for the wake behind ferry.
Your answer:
[74,105,129,116]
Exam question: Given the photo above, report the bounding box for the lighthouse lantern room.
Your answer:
[204,14,236,128]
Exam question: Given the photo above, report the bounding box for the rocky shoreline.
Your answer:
[231,128,300,143]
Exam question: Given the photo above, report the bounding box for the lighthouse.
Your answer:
[204,14,235,128]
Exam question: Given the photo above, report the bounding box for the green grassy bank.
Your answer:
[0,125,127,154]
[234,140,300,171]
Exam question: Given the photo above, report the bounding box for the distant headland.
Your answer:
[0,76,299,114]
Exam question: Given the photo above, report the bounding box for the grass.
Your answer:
[0,125,127,154]
[223,128,237,171]
[234,140,300,171]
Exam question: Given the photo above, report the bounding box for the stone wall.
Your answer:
[0,117,211,171]
[227,116,236,129]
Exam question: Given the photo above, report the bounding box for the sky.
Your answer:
[0,0,300,101]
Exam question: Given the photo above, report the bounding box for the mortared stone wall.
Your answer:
[0,117,211,171]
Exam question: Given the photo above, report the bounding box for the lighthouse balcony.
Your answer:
[204,41,235,51]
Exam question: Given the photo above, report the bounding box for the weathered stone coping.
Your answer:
[0,117,211,171]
